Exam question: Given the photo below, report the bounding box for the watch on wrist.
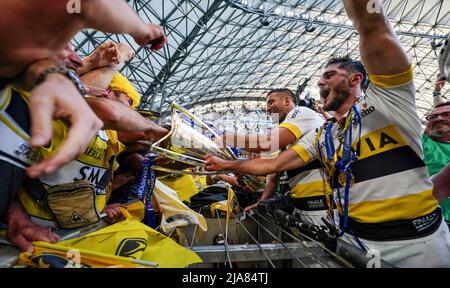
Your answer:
[34,67,87,97]
[433,91,442,97]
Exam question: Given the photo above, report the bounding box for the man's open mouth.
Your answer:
[320,89,330,100]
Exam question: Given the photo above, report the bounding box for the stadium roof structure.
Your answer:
[73,0,450,122]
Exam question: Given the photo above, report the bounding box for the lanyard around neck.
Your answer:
[316,104,362,236]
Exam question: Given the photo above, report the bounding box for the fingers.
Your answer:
[11,234,34,253]
[243,203,257,212]
[9,226,59,252]
[148,24,167,51]
[28,228,58,244]
[99,89,110,97]
[149,35,167,51]
[135,140,153,146]
[134,24,167,51]
[104,206,123,222]
[108,46,121,64]
[28,104,102,178]
[29,86,55,147]
[53,114,102,171]
[86,86,109,97]
[204,157,218,171]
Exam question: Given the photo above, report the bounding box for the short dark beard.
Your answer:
[324,79,351,112]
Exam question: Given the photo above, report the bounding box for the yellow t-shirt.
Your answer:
[14,89,124,225]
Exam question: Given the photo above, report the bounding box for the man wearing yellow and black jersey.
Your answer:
[277,98,330,226]
[238,89,329,227]
[205,0,450,267]
[6,84,122,226]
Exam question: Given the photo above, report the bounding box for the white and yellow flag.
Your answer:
[20,218,202,268]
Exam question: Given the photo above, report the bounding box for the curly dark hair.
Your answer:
[325,55,369,91]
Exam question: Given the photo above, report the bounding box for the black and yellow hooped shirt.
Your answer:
[0,85,114,225]
[291,66,440,240]
[279,106,330,211]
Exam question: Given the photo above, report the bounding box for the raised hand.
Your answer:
[133,23,167,51]
[88,42,121,68]
[434,73,447,92]
[27,73,103,178]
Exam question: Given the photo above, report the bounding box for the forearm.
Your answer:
[80,65,119,89]
[343,0,387,33]
[117,131,146,145]
[87,97,156,132]
[260,174,278,201]
[343,0,409,75]
[226,158,280,176]
[82,0,147,39]
[77,58,100,76]
[223,133,272,152]
[13,58,60,90]
[112,111,161,133]
[233,149,305,175]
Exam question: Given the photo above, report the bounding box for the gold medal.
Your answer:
[338,171,355,187]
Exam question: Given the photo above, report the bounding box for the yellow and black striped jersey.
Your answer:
[0,86,122,225]
[291,66,439,240]
[279,107,330,210]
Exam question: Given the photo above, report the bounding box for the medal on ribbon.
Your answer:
[338,171,355,188]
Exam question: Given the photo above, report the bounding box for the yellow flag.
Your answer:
[19,219,202,268]
[210,187,239,224]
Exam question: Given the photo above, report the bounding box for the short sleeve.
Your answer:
[279,107,323,140]
[289,128,319,164]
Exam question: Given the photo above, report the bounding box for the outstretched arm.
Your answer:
[343,0,410,75]
[244,173,278,212]
[204,149,305,176]
[220,127,296,153]
[82,0,167,50]
[80,42,135,87]
[86,97,168,135]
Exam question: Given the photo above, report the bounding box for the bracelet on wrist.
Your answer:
[433,91,442,97]
[34,67,87,97]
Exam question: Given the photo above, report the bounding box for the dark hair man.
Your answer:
[239,89,329,226]
[205,0,450,267]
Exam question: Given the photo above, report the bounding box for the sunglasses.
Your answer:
[426,111,450,121]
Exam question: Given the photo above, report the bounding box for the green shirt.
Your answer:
[421,134,450,221]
